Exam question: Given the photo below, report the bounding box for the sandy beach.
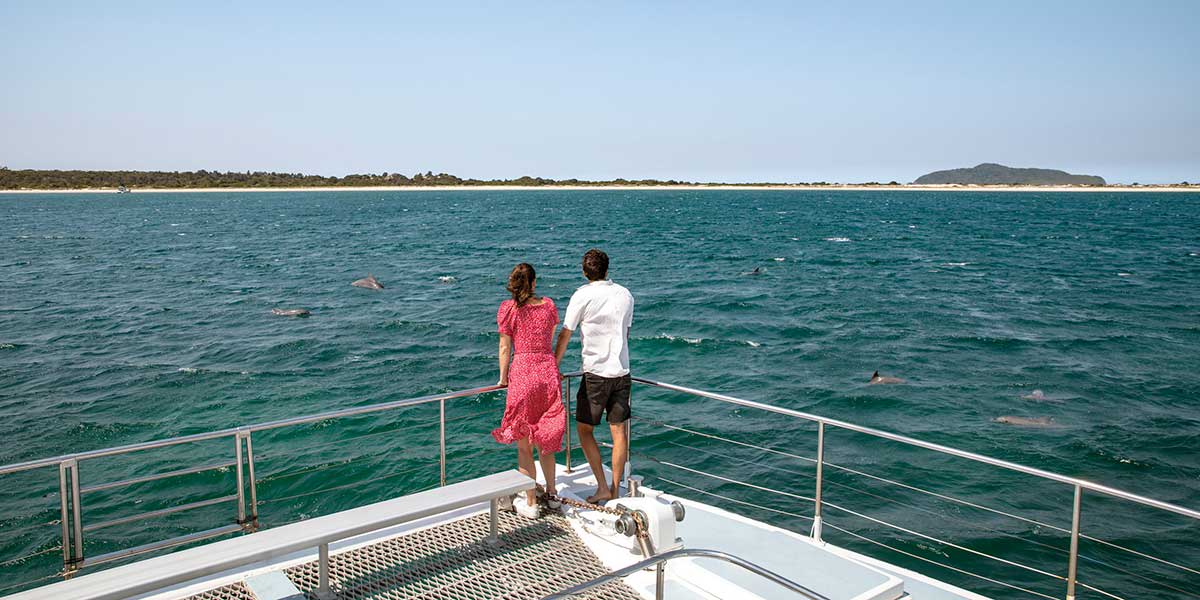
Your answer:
[2,184,1198,194]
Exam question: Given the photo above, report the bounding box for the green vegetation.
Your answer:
[0,167,818,190]
[914,163,1106,186]
[7,166,1190,191]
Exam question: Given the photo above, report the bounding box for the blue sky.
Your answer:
[2,1,1197,183]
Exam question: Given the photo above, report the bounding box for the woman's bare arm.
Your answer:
[498,334,513,386]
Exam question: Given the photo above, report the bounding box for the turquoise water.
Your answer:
[1,190,1197,598]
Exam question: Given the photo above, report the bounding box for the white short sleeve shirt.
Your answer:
[562,280,634,377]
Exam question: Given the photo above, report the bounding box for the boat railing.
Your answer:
[588,375,1200,600]
[0,375,1197,600]
[541,547,831,600]
[0,383,504,587]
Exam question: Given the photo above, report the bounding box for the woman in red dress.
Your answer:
[492,263,565,517]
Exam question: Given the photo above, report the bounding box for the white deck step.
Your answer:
[7,471,532,600]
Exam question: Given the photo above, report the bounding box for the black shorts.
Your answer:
[576,373,632,426]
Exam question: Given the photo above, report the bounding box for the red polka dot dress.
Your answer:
[492,298,566,453]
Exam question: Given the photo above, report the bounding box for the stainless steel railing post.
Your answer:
[1066,485,1082,600]
[234,434,246,524]
[655,562,665,600]
[58,460,72,569]
[812,422,825,541]
[242,430,258,527]
[564,377,573,473]
[70,459,83,565]
[625,385,633,484]
[439,399,447,487]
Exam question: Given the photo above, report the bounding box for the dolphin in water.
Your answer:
[743,267,764,276]
[1022,389,1047,401]
[271,308,310,317]
[869,371,905,385]
[352,274,384,290]
[994,415,1056,427]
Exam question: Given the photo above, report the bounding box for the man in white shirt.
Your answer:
[554,248,634,503]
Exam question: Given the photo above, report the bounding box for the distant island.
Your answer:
[2,166,1194,193]
[914,163,1106,186]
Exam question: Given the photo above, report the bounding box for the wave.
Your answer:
[177,366,251,376]
[824,237,851,242]
[653,333,703,345]
[638,333,762,348]
[936,334,1035,351]
[438,276,457,283]
[382,320,452,332]
[0,343,16,350]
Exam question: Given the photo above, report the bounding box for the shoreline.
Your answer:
[1,184,1198,194]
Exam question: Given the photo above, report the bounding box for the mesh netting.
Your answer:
[187,511,642,600]
[187,581,256,600]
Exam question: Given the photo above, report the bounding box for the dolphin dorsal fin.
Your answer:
[872,371,879,379]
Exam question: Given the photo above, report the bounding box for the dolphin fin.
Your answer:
[872,371,879,379]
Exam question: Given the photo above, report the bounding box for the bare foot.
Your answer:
[586,487,613,504]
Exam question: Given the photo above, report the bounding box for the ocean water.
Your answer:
[1,190,1197,598]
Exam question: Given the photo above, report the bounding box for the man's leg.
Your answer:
[576,422,611,502]
[606,375,633,498]
[608,420,628,499]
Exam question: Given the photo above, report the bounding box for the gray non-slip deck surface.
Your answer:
[190,511,641,600]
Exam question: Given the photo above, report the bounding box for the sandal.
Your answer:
[536,484,562,509]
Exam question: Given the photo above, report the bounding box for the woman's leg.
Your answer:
[537,449,558,495]
[517,438,537,504]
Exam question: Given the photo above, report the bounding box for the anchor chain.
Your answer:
[546,494,655,557]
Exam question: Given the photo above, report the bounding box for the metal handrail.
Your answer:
[541,548,831,600]
[626,376,1200,521]
[637,415,1200,588]
[0,383,505,574]
[2,374,1198,598]
[613,376,1200,600]
[0,384,504,475]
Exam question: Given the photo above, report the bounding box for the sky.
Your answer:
[1,1,1197,184]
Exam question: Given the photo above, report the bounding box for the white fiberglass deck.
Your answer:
[551,464,986,600]
[4,463,991,600]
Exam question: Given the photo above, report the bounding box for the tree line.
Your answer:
[0,168,818,190]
